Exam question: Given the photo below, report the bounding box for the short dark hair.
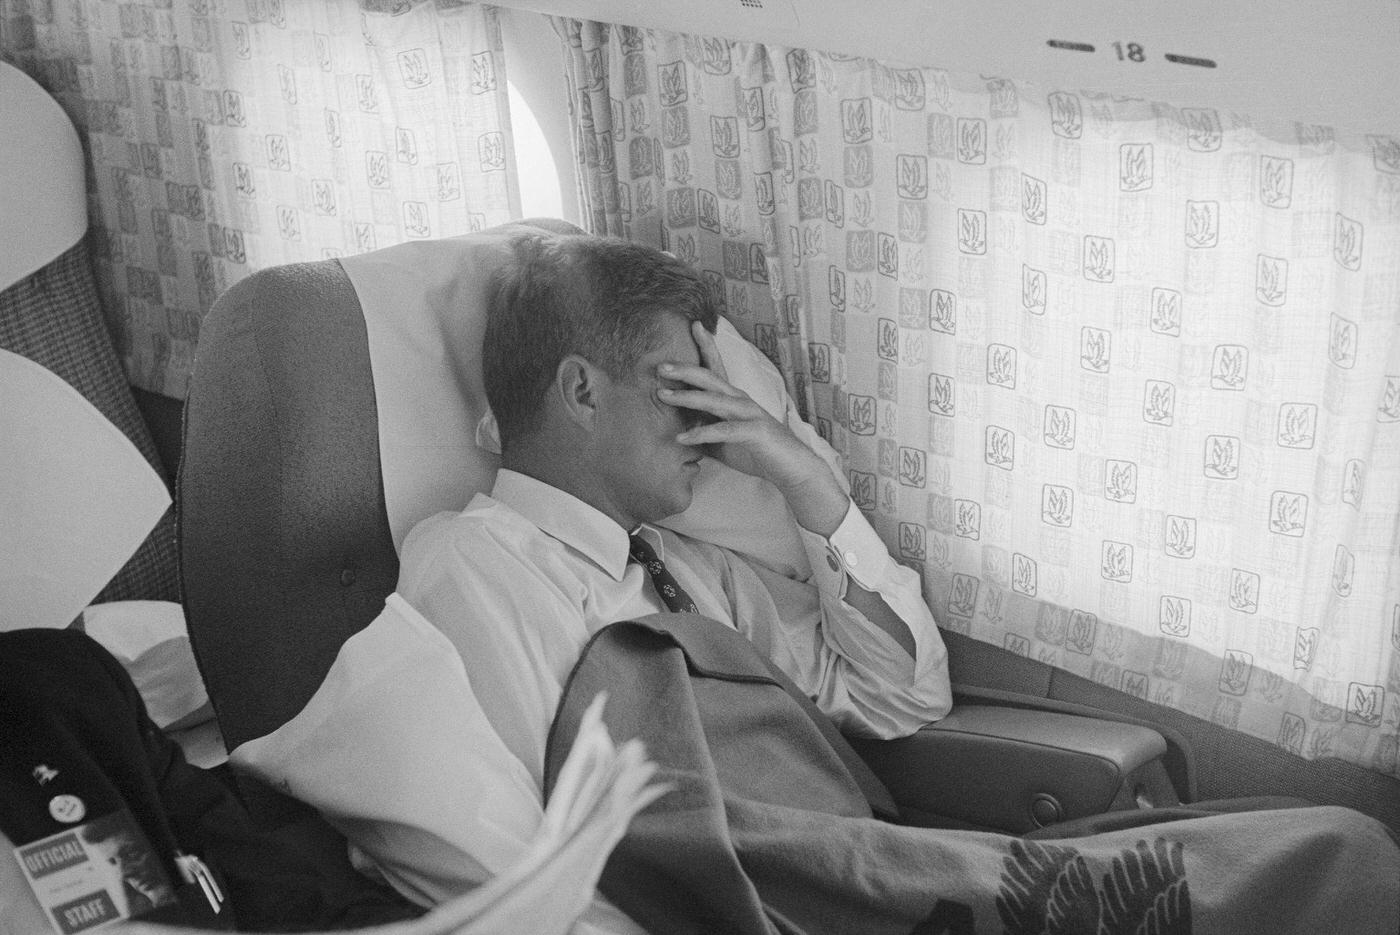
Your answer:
[482,233,719,447]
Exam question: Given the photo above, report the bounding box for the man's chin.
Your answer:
[658,481,696,522]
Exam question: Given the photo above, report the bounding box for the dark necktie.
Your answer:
[628,534,699,614]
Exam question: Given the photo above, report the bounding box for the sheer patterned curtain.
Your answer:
[0,0,517,396]
[556,19,1400,776]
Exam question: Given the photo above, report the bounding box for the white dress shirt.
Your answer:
[236,469,953,932]
[398,469,952,792]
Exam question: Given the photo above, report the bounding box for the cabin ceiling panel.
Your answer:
[497,0,1400,135]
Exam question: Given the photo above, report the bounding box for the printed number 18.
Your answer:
[1113,42,1145,62]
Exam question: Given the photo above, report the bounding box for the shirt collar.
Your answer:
[491,469,655,581]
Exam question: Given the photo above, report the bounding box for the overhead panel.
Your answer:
[495,0,1399,135]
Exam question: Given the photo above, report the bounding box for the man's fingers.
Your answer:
[692,320,730,382]
[674,418,762,447]
[658,361,744,398]
[658,386,760,422]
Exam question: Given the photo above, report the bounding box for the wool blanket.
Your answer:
[545,614,1400,935]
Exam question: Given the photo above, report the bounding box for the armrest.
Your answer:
[849,704,1180,834]
[949,684,1197,801]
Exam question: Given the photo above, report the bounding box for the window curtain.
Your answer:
[0,0,517,397]
[556,19,1400,777]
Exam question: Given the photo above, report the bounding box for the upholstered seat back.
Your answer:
[180,251,397,750]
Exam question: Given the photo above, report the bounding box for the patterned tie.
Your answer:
[628,534,699,614]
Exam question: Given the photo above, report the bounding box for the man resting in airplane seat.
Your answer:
[241,233,1400,935]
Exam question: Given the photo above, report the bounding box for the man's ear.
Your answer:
[556,354,604,430]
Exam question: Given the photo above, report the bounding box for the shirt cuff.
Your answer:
[800,499,891,600]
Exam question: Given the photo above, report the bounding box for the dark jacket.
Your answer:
[0,627,419,931]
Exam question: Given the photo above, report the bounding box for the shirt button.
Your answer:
[843,550,859,568]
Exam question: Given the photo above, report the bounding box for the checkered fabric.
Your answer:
[0,239,178,605]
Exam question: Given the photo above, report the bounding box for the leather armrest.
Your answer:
[849,705,1179,834]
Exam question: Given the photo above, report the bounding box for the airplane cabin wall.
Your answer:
[495,0,1400,138]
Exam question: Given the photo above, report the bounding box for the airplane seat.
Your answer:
[0,62,179,606]
[179,219,1223,872]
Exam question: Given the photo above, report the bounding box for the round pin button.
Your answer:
[49,794,86,824]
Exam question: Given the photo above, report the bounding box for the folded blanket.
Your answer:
[546,613,1400,935]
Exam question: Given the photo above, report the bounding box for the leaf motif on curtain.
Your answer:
[1276,403,1317,449]
[1149,287,1182,336]
[948,573,980,620]
[1022,266,1046,314]
[1048,92,1083,139]
[1185,199,1219,247]
[1159,596,1191,638]
[1080,327,1110,372]
[1102,541,1133,583]
[1329,315,1358,369]
[1065,611,1097,656]
[785,48,816,91]
[1342,459,1366,507]
[984,426,1014,470]
[953,499,980,540]
[1334,213,1364,269]
[1120,143,1153,192]
[1347,683,1385,727]
[894,70,927,111]
[699,37,732,75]
[1269,491,1309,537]
[1260,155,1294,206]
[1022,175,1048,226]
[1210,345,1247,389]
[929,113,955,158]
[1164,516,1196,558]
[988,78,1017,118]
[1381,378,1400,422]
[957,118,987,164]
[1229,569,1260,614]
[1083,234,1113,280]
[1278,714,1308,754]
[1255,254,1288,305]
[877,233,899,278]
[1368,134,1400,173]
[1328,546,1357,599]
[850,191,875,229]
[1047,405,1075,447]
[1041,484,1073,528]
[1144,381,1175,426]
[1181,106,1223,149]
[928,373,955,417]
[1218,650,1253,694]
[930,289,956,334]
[898,522,926,560]
[1011,554,1037,597]
[356,74,379,112]
[986,344,1016,389]
[957,209,986,254]
[897,155,928,199]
